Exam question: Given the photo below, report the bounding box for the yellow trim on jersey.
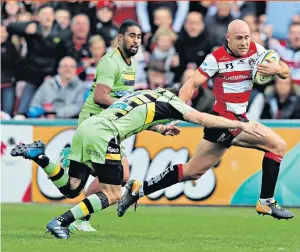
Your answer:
[145,102,155,124]
[147,93,159,99]
[106,154,121,160]
[132,97,144,105]
[79,202,90,216]
[123,74,135,81]
[48,165,61,177]
[138,95,151,103]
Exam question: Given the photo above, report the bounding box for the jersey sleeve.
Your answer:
[95,57,118,88]
[255,43,267,55]
[197,54,218,78]
[168,95,194,118]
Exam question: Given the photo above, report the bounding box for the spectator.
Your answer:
[78,35,106,87]
[7,4,68,116]
[147,27,178,89]
[136,2,189,43]
[1,24,19,117]
[261,77,300,119]
[251,31,266,47]
[91,1,118,47]
[55,9,71,31]
[112,1,138,26]
[189,1,210,16]
[268,22,300,85]
[243,14,258,33]
[65,14,91,65]
[205,2,234,49]
[1,1,22,26]
[51,1,93,19]
[175,12,211,80]
[28,57,86,119]
[183,69,215,113]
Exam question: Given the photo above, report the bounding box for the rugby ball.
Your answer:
[252,50,280,85]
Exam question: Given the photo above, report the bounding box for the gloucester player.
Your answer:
[118,19,294,220]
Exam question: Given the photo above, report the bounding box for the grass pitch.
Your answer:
[1,204,300,252]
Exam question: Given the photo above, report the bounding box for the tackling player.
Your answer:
[11,88,264,239]
[117,19,295,220]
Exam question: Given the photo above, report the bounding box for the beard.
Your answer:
[123,45,139,57]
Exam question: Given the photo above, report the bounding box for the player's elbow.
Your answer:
[93,92,108,106]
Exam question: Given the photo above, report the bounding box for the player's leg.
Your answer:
[46,160,123,239]
[231,122,294,219]
[118,139,227,217]
[69,146,130,231]
[10,141,90,198]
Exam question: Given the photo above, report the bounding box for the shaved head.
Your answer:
[227,19,250,35]
[226,19,251,56]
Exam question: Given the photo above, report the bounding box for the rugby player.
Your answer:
[67,19,142,231]
[11,88,263,239]
[117,19,294,220]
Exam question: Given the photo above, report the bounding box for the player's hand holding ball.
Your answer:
[252,50,281,85]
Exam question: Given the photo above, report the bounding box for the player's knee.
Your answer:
[274,138,286,156]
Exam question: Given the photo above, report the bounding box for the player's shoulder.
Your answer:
[98,50,119,67]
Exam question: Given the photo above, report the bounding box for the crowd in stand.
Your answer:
[1,1,300,120]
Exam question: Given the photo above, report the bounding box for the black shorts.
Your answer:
[92,162,123,185]
[203,111,249,148]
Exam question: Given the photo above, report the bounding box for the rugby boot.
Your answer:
[10,140,45,159]
[68,219,97,232]
[256,199,294,220]
[117,180,142,217]
[46,217,71,239]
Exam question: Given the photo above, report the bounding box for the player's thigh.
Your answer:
[185,139,227,176]
[231,122,286,155]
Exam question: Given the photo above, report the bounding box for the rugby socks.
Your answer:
[33,155,69,191]
[260,152,282,199]
[143,164,183,196]
[58,192,109,227]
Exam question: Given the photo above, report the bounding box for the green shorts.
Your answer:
[69,117,122,170]
[78,111,126,157]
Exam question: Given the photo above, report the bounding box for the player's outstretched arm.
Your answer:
[183,109,265,138]
[94,84,117,107]
[179,70,208,103]
[149,121,181,136]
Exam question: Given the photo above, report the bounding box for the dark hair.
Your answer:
[36,4,53,14]
[166,88,180,96]
[119,19,141,35]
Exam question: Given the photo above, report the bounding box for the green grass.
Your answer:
[1,204,300,252]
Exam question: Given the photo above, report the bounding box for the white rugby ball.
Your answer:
[252,50,280,85]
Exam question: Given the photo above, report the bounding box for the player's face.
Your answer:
[120,26,142,57]
[227,30,250,56]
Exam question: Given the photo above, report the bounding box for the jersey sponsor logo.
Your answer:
[107,146,120,153]
[223,75,250,81]
[121,73,135,86]
[113,90,132,98]
[109,102,129,110]
[87,149,101,157]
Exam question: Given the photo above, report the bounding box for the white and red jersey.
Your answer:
[269,39,300,85]
[198,42,266,116]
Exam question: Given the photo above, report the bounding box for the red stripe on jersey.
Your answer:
[292,79,300,85]
[212,42,257,62]
[197,67,210,78]
[221,91,251,103]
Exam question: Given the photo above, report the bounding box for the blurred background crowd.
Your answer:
[1,1,300,120]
